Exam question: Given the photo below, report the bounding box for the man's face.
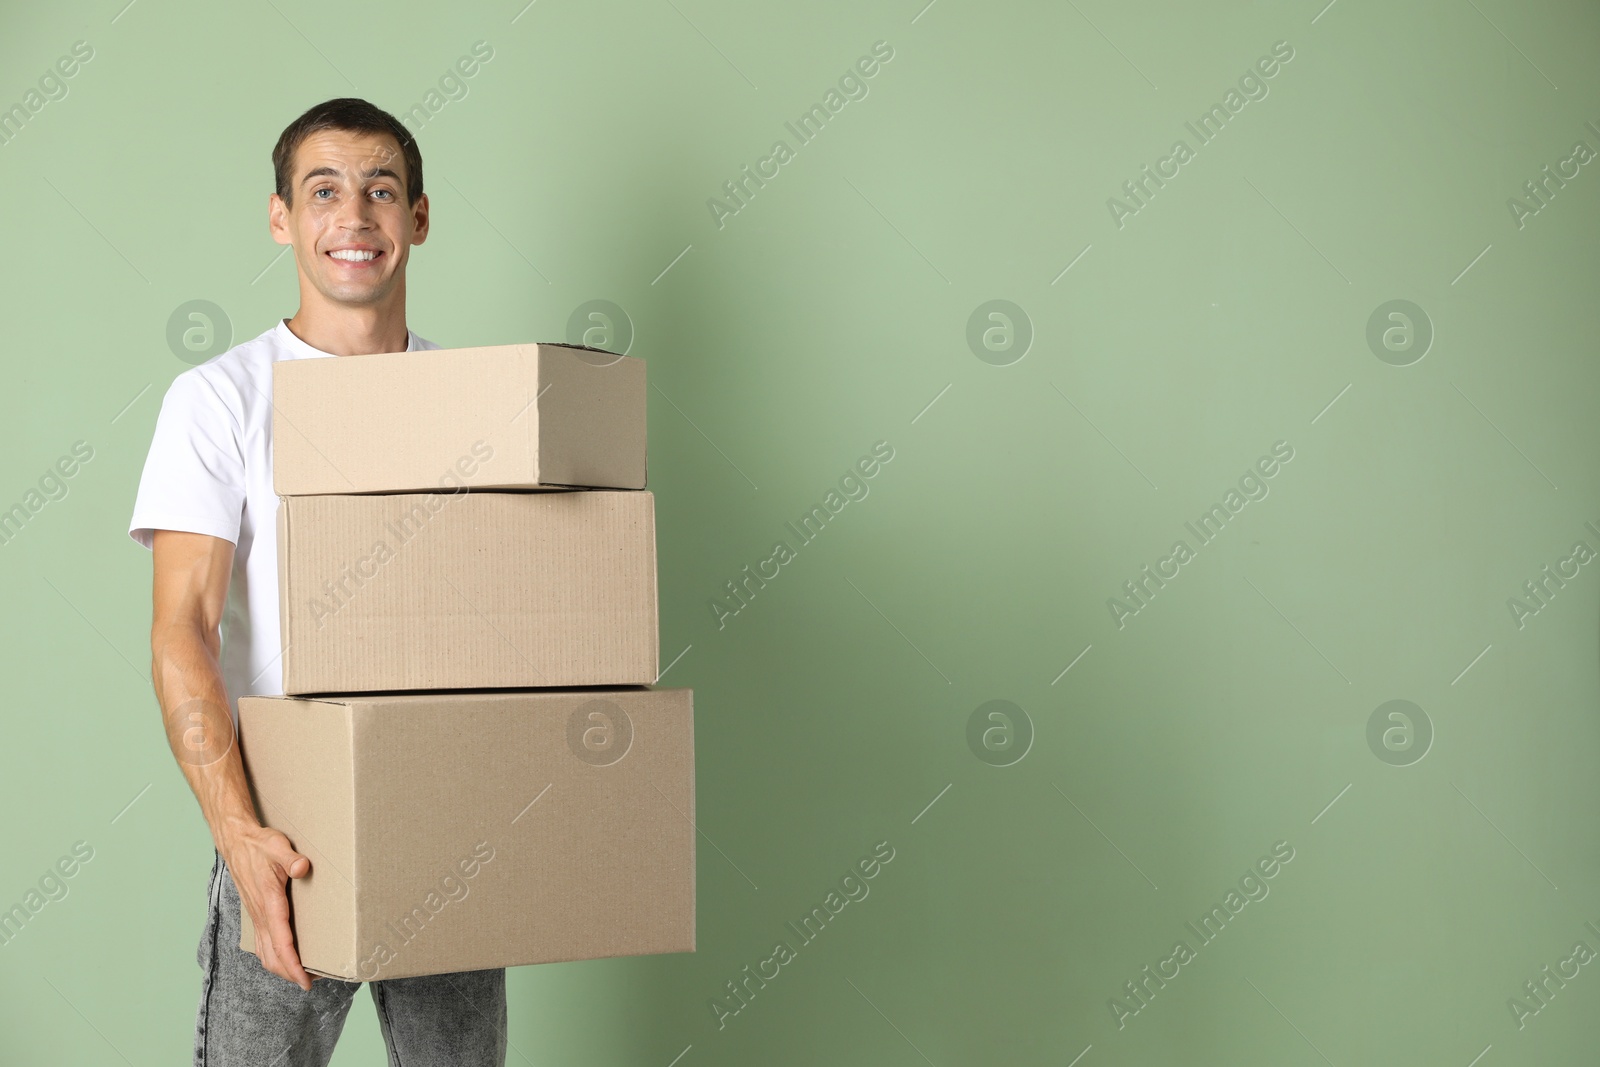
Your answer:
[269,129,428,307]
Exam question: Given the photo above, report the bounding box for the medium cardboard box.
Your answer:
[272,343,646,495]
[278,490,658,694]
[236,687,695,980]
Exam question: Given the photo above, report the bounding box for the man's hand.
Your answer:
[221,824,315,991]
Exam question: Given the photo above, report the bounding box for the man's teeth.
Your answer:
[329,249,377,261]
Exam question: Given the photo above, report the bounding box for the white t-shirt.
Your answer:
[129,319,439,723]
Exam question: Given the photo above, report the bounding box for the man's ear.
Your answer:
[268,193,292,245]
[409,192,430,246]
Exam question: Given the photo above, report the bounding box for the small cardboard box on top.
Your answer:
[277,489,659,694]
[272,342,645,496]
[236,687,695,981]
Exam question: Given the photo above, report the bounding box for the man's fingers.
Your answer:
[266,912,311,990]
[251,907,298,989]
[259,876,312,991]
[264,834,312,880]
[226,832,314,990]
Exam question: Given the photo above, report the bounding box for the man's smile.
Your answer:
[326,245,385,269]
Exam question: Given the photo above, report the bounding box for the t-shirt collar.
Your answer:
[275,318,418,359]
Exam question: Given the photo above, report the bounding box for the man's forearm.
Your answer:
[150,604,316,991]
[151,623,260,851]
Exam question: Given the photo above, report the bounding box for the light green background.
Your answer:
[2,0,1598,1063]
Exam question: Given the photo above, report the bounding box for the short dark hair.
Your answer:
[272,98,422,208]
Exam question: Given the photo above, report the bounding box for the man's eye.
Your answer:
[371,189,393,200]
[313,188,333,199]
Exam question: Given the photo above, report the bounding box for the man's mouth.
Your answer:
[327,249,383,266]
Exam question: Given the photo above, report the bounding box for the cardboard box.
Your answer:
[273,343,646,495]
[237,687,695,980]
[278,490,658,694]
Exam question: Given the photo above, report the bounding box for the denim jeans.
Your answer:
[194,852,507,1066]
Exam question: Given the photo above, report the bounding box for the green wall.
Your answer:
[3,0,1599,1062]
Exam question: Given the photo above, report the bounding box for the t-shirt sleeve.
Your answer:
[128,370,247,551]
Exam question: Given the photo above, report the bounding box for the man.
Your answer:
[129,98,507,1066]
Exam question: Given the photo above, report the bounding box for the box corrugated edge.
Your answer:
[521,344,541,486]
[276,500,294,693]
[645,493,661,679]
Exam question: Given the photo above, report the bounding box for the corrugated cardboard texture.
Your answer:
[272,343,646,495]
[278,491,659,694]
[238,687,695,981]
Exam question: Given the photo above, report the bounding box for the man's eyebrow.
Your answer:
[299,165,403,185]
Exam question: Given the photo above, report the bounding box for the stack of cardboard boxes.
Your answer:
[236,342,695,982]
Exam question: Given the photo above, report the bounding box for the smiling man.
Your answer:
[129,98,507,1066]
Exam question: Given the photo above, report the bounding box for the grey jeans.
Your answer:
[194,852,507,1066]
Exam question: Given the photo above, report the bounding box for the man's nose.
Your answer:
[334,188,375,228]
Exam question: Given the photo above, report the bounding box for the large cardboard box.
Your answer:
[236,687,695,980]
[273,343,646,495]
[278,490,658,694]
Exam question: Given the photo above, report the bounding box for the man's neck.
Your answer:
[284,303,410,356]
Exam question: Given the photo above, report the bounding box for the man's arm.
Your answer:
[150,529,315,991]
